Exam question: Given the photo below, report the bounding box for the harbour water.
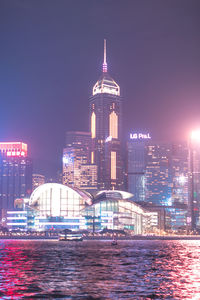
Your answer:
[0,240,200,299]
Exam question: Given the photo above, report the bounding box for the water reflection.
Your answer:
[0,240,200,298]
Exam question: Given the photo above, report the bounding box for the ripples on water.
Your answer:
[0,240,200,299]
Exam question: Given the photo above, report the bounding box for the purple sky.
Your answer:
[0,0,200,177]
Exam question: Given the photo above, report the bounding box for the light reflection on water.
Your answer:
[0,240,200,299]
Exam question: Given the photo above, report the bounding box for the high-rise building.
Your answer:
[89,40,123,190]
[62,131,97,191]
[32,174,45,191]
[0,142,32,217]
[171,142,188,206]
[145,143,172,206]
[188,132,200,232]
[145,141,188,231]
[127,132,151,201]
[127,137,188,232]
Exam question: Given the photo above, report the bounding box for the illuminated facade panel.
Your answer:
[111,151,116,180]
[91,112,96,139]
[0,142,28,157]
[91,151,94,164]
[109,111,118,139]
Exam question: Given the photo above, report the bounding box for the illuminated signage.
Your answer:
[130,133,151,140]
[0,142,27,157]
[7,151,25,157]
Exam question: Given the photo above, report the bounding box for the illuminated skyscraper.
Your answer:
[0,142,32,217]
[62,131,97,191]
[127,132,151,201]
[145,143,172,206]
[145,142,188,231]
[89,40,123,190]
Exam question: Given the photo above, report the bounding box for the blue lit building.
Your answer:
[127,138,189,232]
[127,133,151,202]
[145,143,172,206]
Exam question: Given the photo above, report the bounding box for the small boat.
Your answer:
[111,239,118,246]
[59,233,83,241]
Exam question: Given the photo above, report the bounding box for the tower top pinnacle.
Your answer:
[103,39,107,73]
[92,39,120,96]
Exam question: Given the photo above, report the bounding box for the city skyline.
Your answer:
[0,1,200,177]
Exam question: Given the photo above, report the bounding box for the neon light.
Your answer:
[6,151,26,157]
[0,142,27,156]
[130,133,151,140]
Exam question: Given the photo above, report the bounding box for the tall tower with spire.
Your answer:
[89,40,123,190]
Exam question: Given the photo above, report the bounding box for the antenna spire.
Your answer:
[103,39,107,73]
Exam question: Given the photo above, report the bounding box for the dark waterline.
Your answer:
[0,240,200,299]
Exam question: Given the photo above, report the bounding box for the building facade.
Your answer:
[127,138,189,232]
[89,40,123,190]
[32,174,45,191]
[127,133,151,201]
[189,133,200,232]
[6,183,151,234]
[0,142,32,217]
[62,131,97,191]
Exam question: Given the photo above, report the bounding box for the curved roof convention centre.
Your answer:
[29,183,92,217]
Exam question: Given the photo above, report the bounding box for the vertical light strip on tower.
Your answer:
[111,151,117,180]
[103,39,107,73]
[91,112,96,138]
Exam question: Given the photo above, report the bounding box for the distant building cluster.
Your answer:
[0,41,199,234]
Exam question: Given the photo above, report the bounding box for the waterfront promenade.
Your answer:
[1,233,200,240]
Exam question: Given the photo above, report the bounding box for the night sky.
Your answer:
[0,0,200,177]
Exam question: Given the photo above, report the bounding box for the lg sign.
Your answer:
[130,133,151,140]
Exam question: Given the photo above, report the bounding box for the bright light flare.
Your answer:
[178,175,187,185]
[191,130,200,141]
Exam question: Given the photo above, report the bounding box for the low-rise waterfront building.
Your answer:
[4,183,151,234]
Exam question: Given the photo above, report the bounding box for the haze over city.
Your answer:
[0,0,200,177]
